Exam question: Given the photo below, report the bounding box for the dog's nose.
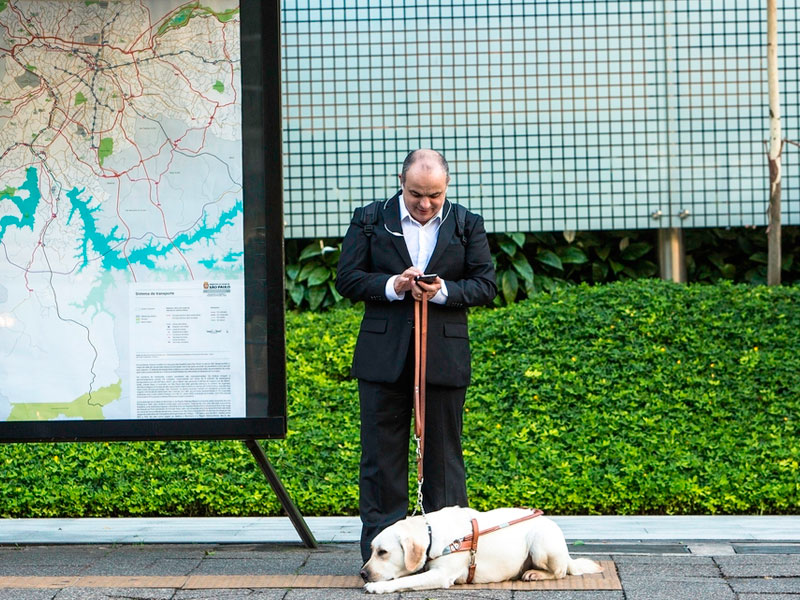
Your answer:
[360,568,369,582]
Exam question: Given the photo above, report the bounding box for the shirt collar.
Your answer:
[398,194,444,227]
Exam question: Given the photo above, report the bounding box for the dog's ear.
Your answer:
[400,535,426,573]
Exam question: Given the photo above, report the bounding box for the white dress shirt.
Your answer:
[384,195,449,303]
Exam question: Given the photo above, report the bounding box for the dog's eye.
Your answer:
[377,549,388,557]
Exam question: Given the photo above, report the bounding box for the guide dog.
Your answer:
[360,506,601,593]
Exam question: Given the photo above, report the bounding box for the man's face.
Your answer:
[399,164,448,225]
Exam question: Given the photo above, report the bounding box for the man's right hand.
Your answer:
[393,267,424,295]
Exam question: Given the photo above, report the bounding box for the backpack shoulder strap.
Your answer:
[453,202,468,246]
[360,201,380,237]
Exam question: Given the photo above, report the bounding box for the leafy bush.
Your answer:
[490,230,659,305]
[286,226,800,309]
[1,281,797,517]
[284,239,344,311]
[685,226,800,285]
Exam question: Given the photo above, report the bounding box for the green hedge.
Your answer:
[1,280,798,517]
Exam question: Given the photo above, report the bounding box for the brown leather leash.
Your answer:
[412,294,428,516]
[439,509,545,583]
[411,292,543,583]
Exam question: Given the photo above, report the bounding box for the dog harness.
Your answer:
[436,508,544,584]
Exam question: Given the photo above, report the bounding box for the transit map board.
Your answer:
[0,1,285,441]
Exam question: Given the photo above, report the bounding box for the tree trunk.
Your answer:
[767,0,782,286]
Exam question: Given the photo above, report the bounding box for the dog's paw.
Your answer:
[522,569,551,581]
[364,581,392,594]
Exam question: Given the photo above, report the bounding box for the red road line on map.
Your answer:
[1,1,239,284]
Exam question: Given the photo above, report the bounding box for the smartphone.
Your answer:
[414,273,438,284]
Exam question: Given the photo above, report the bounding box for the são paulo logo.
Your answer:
[202,281,231,296]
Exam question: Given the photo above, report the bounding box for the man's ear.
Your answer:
[400,535,426,573]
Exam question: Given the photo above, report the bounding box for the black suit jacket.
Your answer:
[336,192,497,387]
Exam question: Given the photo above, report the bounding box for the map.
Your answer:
[0,1,245,421]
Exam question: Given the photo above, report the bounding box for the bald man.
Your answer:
[336,150,497,563]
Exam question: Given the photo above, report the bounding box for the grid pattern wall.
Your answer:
[282,1,800,238]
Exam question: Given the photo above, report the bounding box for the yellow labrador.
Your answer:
[361,506,601,594]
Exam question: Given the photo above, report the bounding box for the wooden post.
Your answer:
[767,0,782,286]
[658,228,686,283]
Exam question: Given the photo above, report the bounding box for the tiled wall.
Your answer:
[281,1,799,237]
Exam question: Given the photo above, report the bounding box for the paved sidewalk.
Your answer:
[3,515,799,545]
[0,517,798,600]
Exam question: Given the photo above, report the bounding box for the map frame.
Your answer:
[0,0,286,443]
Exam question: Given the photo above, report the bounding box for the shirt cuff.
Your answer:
[385,275,405,301]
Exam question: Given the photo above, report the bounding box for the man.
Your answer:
[336,149,497,563]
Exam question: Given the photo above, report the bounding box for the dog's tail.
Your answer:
[567,558,603,576]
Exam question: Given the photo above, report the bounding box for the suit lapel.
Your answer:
[383,192,413,267]
[426,199,457,272]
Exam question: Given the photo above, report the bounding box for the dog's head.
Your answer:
[361,517,428,582]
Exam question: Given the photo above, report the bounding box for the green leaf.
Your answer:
[708,254,727,271]
[288,280,305,306]
[501,269,519,305]
[747,269,767,285]
[622,265,638,278]
[620,242,652,261]
[560,246,588,264]
[321,294,336,309]
[498,236,518,257]
[524,275,537,297]
[297,262,316,282]
[328,280,343,302]
[509,232,525,248]
[535,250,563,271]
[609,259,625,274]
[719,263,736,279]
[511,254,534,284]
[537,273,555,291]
[635,261,659,278]
[749,252,768,264]
[307,266,331,286]
[532,232,557,245]
[299,242,323,261]
[286,264,300,280]
[595,246,611,261]
[308,285,327,310]
[592,262,609,281]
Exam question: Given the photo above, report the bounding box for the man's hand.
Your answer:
[412,276,441,300]
[394,268,442,300]
[393,267,423,296]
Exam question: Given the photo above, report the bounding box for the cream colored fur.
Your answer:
[362,506,601,594]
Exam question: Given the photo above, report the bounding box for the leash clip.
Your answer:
[411,434,426,517]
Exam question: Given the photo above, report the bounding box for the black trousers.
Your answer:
[357,352,469,563]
